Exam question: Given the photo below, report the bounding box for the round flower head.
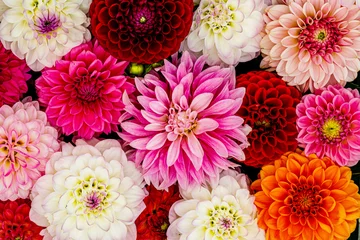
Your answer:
[0,99,60,201]
[167,174,265,240]
[119,51,251,190]
[251,150,360,240]
[136,184,182,240]
[296,85,360,166]
[36,40,135,140]
[0,41,30,106]
[30,139,147,240]
[185,0,264,66]
[89,0,193,64]
[260,0,360,92]
[236,71,302,167]
[0,0,91,71]
[0,199,43,240]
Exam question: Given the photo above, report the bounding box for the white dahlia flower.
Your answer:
[30,139,147,240]
[185,0,265,66]
[0,0,91,71]
[167,174,265,240]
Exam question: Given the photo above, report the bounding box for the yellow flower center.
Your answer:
[160,222,169,231]
[315,30,327,41]
[139,16,147,23]
[322,119,342,140]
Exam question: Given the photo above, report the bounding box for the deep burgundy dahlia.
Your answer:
[236,71,302,167]
[0,199,43,240]
[89,0,193,64]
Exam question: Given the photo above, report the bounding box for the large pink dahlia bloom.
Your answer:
[261,0,360,92]
[0,99,60,201]
[36,40,135,139]
[119,52,251,190]
[296,85,360,166]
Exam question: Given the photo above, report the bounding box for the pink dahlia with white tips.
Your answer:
[0,99,59,201]
[296,85,360,166]
[261,0,360,92]
[119,51,251,190]
[36,40,135,139]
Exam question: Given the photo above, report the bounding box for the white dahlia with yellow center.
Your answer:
[30,139,147,240]
[185,0,265,66]
[0,0,91,71]
[167,173,265,240]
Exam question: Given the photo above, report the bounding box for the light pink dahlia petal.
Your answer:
[119,52,250,189]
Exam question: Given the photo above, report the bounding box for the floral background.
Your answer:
[0,0,360,239]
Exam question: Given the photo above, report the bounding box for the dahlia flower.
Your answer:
[167,174,265,240]
[0,0,91,71]
[90,0,193,64]
[30,139,147,240]
[119,51,251,190]
[251,150,360,240]
[260,0,360,92]
[0,99,59,201]
[36,40,135,140]
[236,71,301,167]
[0,199,43,240]
[136,184,181,240]
[185,0,264,66]
[0,41,30,106]
[296,85,360,166]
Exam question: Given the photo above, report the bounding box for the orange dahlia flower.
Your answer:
[251,150,360,240]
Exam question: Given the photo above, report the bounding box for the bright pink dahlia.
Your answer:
[0,42,30,106]
[0,99,59,201]
[296,85,360,166]
[261,0,360,92]
[36,40,135,139]
[119,52,251,190]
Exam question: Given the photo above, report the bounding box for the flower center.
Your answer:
[33,11,61,35]
[77,84,100,102]
[322,119,342,140]
[199,2,236,34]
[139,16,147,23]
[166,106,198,135]
[131,6,156,34]
[207,204,240,238]
[298,17,348,60]
[287,183,321,217]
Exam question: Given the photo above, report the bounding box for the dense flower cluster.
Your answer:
[90,0,193,64]
[36,40,134,139]
[119,51,251,190]
[236,71,301,167]
[252,150,360,239]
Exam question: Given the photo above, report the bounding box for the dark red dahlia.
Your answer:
[0,42,30,106]
[0,199,43,240]
[135,184,181,240]
[89,0,193,64]
[236,71,302,168]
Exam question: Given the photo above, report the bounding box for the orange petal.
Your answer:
[277,215,291,229]
[324,165,340,182]
[300,162,310,176]
[333,220,350,239]
[275,167,288,182]
[260,165,276,179]
[330,189,348,201]
[270,187,288,202]
[286,172,299,184]
[322,196,336,212]
[288,223,303,237]
[317,216,333,234]
[269,201,282,218]
[255,191,274,209]
[313,167,325,185]
[290,213,300,224]
[264,210,278,230]
[306,215,318,230]
[339,167,351,181]
[279,206,291,216]
[286,157,301,175]
[342,182,359,196]
[301,226,314,240]
[321,179,332,189]
[261,175,278,196]
[332,178,349,190]
[341,197,360,212]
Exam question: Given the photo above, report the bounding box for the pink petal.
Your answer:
[167,137,182,166]
[216,116,244,130]
[146,132,168,150]
[186,132,204,158]
[190,93,214,112]
[200,133,228,158]
[149,101,168,115]
[193,118,219,135]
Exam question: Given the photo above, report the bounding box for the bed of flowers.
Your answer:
[0,0,360,239]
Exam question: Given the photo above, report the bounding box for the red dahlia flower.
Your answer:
[236,71,302,167]
[0,199,43,240]
[89,0,193,64]
[136,184,181,240]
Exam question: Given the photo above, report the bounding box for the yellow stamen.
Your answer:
[322,119,341,139]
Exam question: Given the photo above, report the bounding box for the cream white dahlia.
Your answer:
[0,0,91,71]
[0,0,8,21]
[167,174,264,240]
[30,139,147,240]
[185,0,265,66]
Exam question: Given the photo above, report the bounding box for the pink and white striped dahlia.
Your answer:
[119,51,251,190]
[36,40,135,140]
[0,99,59,201]
[296,85,360,166]
[260,0,360,92]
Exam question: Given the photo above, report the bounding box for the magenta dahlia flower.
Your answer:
[296,85,360,166]
[261,0,360,92]
[36,40,135,139]
[0,99,59,201]
[0,42,30,106]
[119,52,251,190]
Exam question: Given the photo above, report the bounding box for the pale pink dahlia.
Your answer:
[119,51,251,190]
[261,0,360,92]
[0,99,60,201]
[36,40,135,139]
[296,85,360,166]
